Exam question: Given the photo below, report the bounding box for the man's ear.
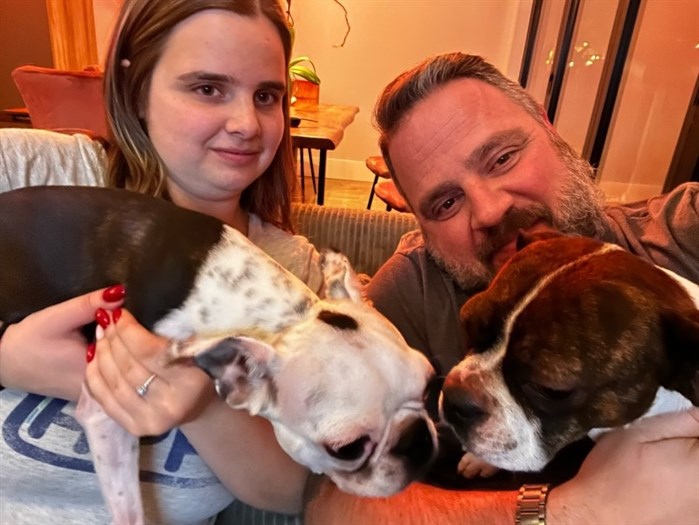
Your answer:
[662,309,699,405]
[319,249,364,303]
[515,228,563,251]
[168,335,278,416]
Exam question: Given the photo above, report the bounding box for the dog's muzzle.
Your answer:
[374,402,438,473]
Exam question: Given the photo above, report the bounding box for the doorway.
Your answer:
[521,0,699,202]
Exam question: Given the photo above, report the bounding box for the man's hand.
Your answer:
[548,408,699,524]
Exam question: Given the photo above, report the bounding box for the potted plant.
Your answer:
[289,55,320,103]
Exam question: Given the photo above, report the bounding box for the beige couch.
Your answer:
[0,128,417,276]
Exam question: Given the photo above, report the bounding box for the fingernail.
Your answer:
[112,308,122,324]
[103,284,125,302]
[86,342,96,363]
[95,308,110,329]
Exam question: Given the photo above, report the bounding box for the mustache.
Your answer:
[476,204,554,262]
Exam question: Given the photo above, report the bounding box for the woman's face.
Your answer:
[145,9,287,212]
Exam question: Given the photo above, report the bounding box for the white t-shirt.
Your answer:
[0,128,321,524]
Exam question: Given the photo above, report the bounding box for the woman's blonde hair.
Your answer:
[104,0,296,230]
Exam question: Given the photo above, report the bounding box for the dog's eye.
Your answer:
[523,383,577,414]
[325,435,370,461]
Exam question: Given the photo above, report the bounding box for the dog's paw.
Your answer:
[457,452,500,478]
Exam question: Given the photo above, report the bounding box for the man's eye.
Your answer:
[431,194,462,220]
[441,197,456,211]
[494,152,512,166]
[490,148,522,173]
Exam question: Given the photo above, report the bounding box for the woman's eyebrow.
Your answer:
[176,71,233,83]
[257,80,286,92]
[175,72,285,93]
[465,128,530,169]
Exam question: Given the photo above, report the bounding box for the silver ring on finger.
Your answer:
[136,373,157,398]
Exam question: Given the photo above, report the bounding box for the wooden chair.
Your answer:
[11,65,108,140]
[365,155,409,212]
[292,80,320,195]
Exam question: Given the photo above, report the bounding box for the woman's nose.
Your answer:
[224,99,261,138]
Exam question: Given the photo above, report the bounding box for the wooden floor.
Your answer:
[292,175,389,212]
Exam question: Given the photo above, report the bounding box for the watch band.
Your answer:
[515,484,550,525]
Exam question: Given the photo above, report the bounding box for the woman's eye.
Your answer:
[195,84,221,97]
[255,91,280,106]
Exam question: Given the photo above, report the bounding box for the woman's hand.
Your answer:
[0,285,125,400]
[84,309,215,436]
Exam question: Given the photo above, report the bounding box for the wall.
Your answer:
[93,0,123,64]
[0,0,54,109]
[11,0,532,182]
[291,0,532,180]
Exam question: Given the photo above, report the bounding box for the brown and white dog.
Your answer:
[0,186,436,525]
[440,231,699,475]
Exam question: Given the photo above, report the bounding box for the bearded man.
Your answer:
[368,52,698,374]
[304,52,699,525]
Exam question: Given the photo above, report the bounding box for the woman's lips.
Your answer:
[212,147,260,166]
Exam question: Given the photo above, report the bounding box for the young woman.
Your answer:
[0,1,316,523]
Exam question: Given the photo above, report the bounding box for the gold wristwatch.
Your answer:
[515,484,550,525]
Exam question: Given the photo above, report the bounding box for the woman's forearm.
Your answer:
[0,323,84,401]
[180,395,309,514]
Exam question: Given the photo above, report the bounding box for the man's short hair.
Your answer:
[373,53,550,189]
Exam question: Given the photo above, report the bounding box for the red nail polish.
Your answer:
[95,308,110,329]
[86,342,96,363]
[112,307,122,324]
[103,284,126,302]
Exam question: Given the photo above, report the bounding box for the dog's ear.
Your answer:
[515,228,563,251]
[319,249,364,303]
[168,335,277,415]
[662,309,699,405]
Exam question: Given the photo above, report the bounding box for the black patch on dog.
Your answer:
[0,186,225,329]
[317,310,358,330]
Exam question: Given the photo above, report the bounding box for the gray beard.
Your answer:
[425,144,607,293]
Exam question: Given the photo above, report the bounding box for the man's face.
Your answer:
[388,78,604,292]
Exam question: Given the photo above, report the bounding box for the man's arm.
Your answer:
[304,476,515,525]
[605,182,699,283]
[305,409,699,525]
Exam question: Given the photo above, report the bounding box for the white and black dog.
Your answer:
[0,186,437,524]
[440,231,699,476]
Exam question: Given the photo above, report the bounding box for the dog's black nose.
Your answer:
[391,418,435,471]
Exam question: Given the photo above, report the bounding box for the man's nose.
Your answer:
[466,179,513,230]
[224,98,261,138]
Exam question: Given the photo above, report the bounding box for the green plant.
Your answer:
[289,56,320,85]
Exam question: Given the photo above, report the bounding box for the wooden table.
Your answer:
[290,101,359,205]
